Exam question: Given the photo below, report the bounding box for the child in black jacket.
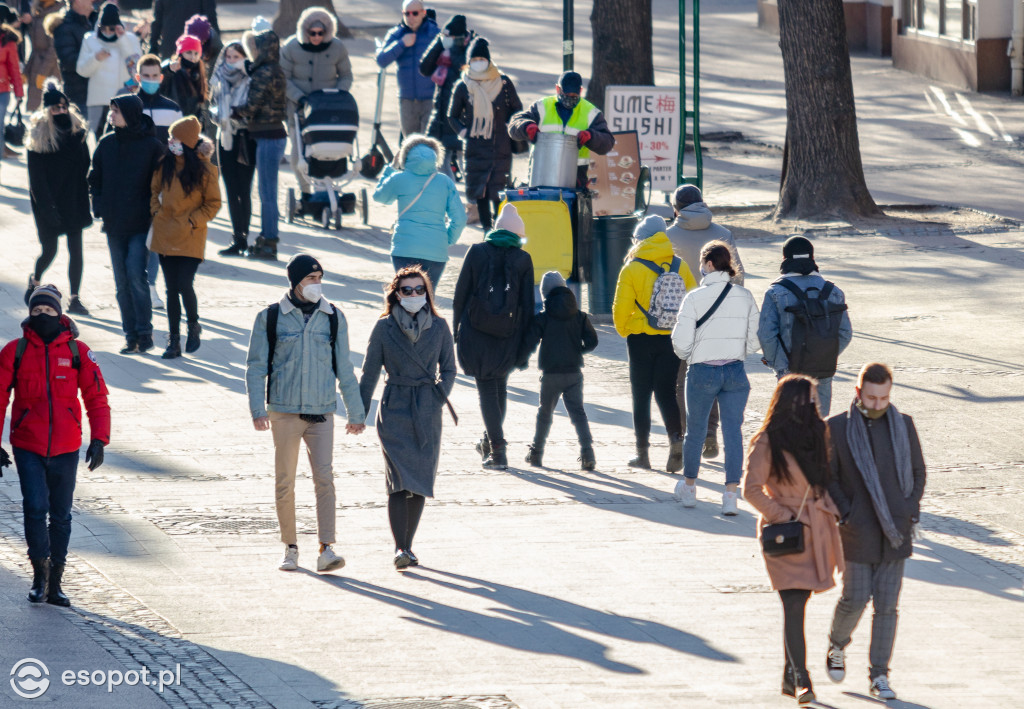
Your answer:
[518,272,599,470]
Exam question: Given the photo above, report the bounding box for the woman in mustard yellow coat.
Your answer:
[150,116,222,359]
[743,374,844,704]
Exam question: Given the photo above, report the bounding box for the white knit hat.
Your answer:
[251,15,272,33]
[493,203,525,239]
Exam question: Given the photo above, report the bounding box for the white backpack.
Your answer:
[633,256,687,330]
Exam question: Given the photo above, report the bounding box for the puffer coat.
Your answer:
[237,30,286,133]
[280,7,351,111]
[27,109,93,238]
[671,270,761,365]
[447,72,521,202]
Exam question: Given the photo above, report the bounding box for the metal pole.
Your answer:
[693,0,702,190]
[678,0,686,187]
[563,0,574,71]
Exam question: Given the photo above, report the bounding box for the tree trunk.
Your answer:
[773,0,880,221]
[587,0,654,110]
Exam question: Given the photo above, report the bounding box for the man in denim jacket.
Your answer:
[757,236,852,415]
[246,254,366,573]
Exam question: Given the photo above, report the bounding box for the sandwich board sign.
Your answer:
[604,85,680,191]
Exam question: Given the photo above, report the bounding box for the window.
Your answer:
[902,0,976,41]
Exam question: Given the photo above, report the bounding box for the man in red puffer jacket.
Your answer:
[0,284,111,607]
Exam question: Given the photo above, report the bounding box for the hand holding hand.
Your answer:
[253,416,271,431]
[577,129,592,147]
[525,123,538,142]
[85,440,105,471]
[345,423,366,435]
[402,32,416,48]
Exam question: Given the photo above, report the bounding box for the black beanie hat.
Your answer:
[98,2,121,27]
[468,36,490,61]
[286,254,324,289]
[782,236,814,260]
[29,284,63,316]
[673,184,703,209]
[42,79,69,108]
[444,14,467,36]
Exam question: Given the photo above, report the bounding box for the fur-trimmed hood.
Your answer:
[43,11,63,36]
[395,134,443,172]
[243,28,280,67]
[297,7,336,43]
[1,23,22,44]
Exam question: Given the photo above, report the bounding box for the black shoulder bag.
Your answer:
[761,487,810,557]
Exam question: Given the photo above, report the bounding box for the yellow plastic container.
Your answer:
[499,198,573,281]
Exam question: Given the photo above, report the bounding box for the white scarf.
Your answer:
[213,62,250,150]
[463,63,502,140]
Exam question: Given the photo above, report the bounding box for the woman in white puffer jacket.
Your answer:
[671,240,760,515]
[75,3,141,139]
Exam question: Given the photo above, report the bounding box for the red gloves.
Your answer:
[577,130,592,147]
[525,123,539,142]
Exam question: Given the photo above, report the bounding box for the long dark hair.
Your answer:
[160,140,208,195]
[380,266,441,318]
[756,374,830,490]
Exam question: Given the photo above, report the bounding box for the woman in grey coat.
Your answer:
[360,266,457,570]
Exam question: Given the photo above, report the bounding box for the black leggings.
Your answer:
[159,255,201,336]
[388,491,425,552]
[219,138,256,240]
[626,334,683,445]
[779,589,812,673]
[476,375,509,448]
[35,230,84,295]
[477,198,500,231]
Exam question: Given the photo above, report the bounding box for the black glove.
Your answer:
[0,446,10,476]
[85,440,105,471]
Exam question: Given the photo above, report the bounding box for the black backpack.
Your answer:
[468,248,522,339]
[774,278,848,379]
[265,302,339,403]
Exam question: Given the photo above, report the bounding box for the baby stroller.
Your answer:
[286,89,369,230]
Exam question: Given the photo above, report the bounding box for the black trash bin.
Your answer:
[588,214,640,315]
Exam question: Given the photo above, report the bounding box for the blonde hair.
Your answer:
[26,102,89,154]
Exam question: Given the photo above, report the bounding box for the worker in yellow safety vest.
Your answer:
[509,71,615,189]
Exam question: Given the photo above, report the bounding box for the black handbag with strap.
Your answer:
[4,106,26,147]
[761,487,810,557]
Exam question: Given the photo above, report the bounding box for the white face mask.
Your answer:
[469,59,489,73]
[301,283,322,302]
[399,295,427,313]
[168,139,184,156]
[228,59,246,71]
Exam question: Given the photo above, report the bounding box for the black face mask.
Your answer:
[29,314,63,343]
[181,57,199,70]
[53,113,72,130]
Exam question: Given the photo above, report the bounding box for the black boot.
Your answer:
[482,442,508,470]
[161,334,182,359]
[28,558,48,603]
[218,236,247,257]
[628,445,650,469]
[185,322,202,354]
[525,444,543,467]
[666,436,683,473]
[781,663,795,697]
[475,432,491,461]
[247,236,278,261]
[794,670,815,704]
[46,562,70,607]
[580,445,596,471]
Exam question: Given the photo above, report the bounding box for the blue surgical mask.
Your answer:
[140,80,161,95]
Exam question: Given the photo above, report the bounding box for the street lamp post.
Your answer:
[563,0,574,70]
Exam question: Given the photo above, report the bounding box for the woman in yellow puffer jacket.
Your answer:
[612,215,697,472]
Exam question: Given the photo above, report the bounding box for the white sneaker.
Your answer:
[278,545,298,571]
[674,479,698,507]
[150,285,165,310]
[870,674,897,700]
[316,545,345,573]
[722,491,739,516]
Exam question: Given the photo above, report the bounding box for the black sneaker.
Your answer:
[137,333,155,353]
[826,642,845,683]
[407,550,419,567]
[394,550,413,570]
[580,445,596,471]
[482,448,508,471]
[525,445,543,467]
[119,340,140,355]
[67,297,90,316]
[218,241,247,257]
[185,323,202,354]
[475,434,491,461]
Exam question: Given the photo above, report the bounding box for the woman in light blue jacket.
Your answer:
[373,134,466,288]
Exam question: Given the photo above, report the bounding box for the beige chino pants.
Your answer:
[269,412,336,545]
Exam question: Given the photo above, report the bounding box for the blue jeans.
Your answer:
[14,448,79,565]
[776,371,833,416]
[147,249,160,287]
[391,255,445,290]
[107,232,153,340]
[683,361,750,484]
[256,137,287,242]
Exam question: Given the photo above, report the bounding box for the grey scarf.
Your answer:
[846,400,914,549]
[393,305,433,343]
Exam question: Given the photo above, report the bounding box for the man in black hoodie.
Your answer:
[50,0,96,111]
[518,271,599,470]
[88,94,164,354]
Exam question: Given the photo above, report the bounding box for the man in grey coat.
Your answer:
[665,184,744,459]
[824,362,926,702]
[245,254,366,574]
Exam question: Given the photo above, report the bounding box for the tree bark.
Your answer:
[773,0,880,221]
[587,0,654,110]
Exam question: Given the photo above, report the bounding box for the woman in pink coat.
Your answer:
[743,374,844,705]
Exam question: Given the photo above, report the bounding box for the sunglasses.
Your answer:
[403,10,422,16]
[399,285,427,296]
[308,30,324,36]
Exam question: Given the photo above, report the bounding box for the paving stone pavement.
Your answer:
[2,0,1024,707]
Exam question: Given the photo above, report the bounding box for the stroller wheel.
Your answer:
[321,206,331,230]
[286,189,296,223]
[359,188,369,225]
